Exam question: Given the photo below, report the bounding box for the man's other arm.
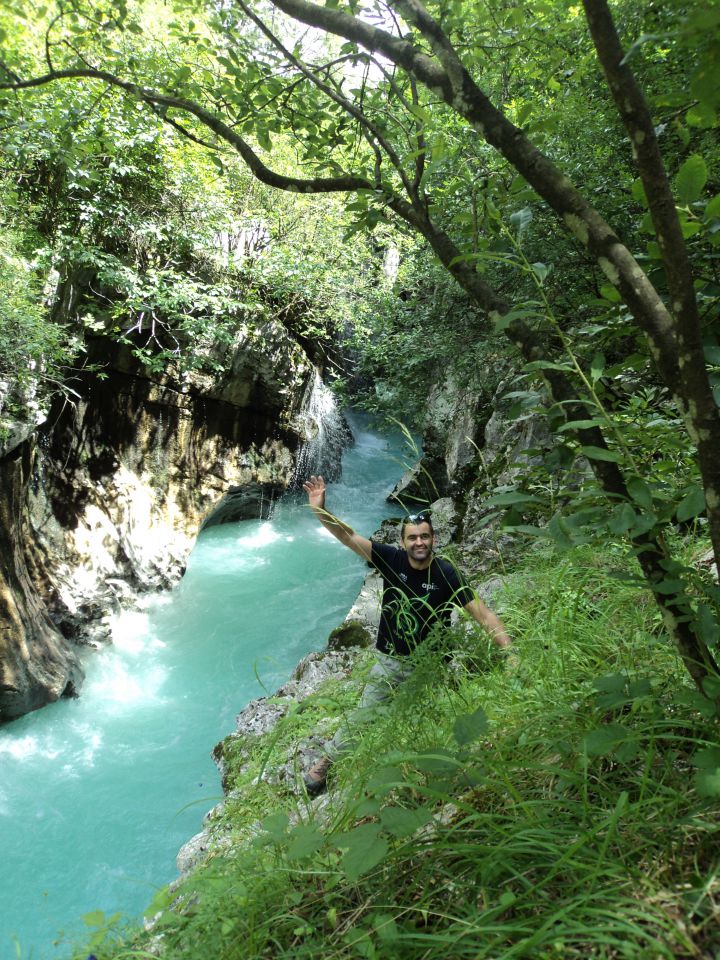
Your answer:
[302,475,372,562]
[464,598,512,648]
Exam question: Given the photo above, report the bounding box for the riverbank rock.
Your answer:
[0,324,349,721]
[187,643,368,874]
[0,437,85,721]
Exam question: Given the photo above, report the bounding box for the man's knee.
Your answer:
[361,656,410,706]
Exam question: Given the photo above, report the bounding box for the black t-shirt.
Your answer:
[371,542,475,656]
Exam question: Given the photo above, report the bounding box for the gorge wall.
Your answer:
[0,322,341,723]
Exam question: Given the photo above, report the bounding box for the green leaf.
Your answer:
[631,178,648,207]
[580,445,623,462]
[379,806,434,838]
[676,485,706,522]
[704,344,720,366]
[145,885,173,918]
[629,510,658,537]
[693,747,720,797]
[286,824,324,861]
[338,824,389,881]
[547,515,574,549]
[593,673,629,708]
[531,261,551,283]
[453,706,489,745]
[373,913,399,942]
[510,207,533,235]
[82,911,107,929]
[686,103,717,129]
[695,768,720,797]
[652,578,684,595]
[523,359,574,372]
[516,102,533,126]
[583,724,629,757]
[701,673,720,698]
[680,219,702,240]
[260,811,289,840]
[696,605,720,647]
[505,524,549,537]
[608,502,636,535]
[494,306,544,331]
[556,418,605,433]
[627,477,653,509]
[485,491,542,506]
[691,60,720,108]
[590,352,605,382]
[704,194,720,221]
[366,765,404,796]
[676,154,708,205]
[672,687,718,719]
[599,283,621,302]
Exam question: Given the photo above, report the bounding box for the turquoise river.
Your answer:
[0,412,409,959]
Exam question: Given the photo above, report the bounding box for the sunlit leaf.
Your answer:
[485,491,542,506]
[510,207,533,235]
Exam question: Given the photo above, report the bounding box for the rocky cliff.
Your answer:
[0,323,344,723]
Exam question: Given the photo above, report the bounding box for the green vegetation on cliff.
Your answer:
[73,538,719,960]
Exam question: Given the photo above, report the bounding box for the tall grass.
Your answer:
[73,542,720,960]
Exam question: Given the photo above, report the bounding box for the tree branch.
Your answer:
[234,0,423,206]
[266,0,686,402]
[582,0,720,577]
[0,68,371,195]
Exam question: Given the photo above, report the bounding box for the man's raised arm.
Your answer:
[302,475,372,562]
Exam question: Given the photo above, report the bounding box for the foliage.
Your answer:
[68,540,720,960]
[0,228,79,420]
[0,8,390,390]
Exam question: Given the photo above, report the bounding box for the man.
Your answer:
[301,474,512,794]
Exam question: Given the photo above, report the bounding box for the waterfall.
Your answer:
[292,371,352,485]
[202,371,351,529]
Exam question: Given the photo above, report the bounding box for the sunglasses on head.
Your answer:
[403,511,431,524]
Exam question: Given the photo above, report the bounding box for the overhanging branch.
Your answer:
[0,68,371,195]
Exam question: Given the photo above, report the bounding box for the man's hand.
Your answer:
[303,475,326,510]
[302,474,372,561]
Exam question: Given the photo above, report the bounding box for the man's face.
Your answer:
[401,521,435,565]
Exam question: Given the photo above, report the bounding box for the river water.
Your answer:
[0,412,409,959]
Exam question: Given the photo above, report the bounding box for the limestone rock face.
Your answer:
[389,370,551,579]
[0,439,84,720]
[0,323,340,722]
[459,380,551,566]
[388,375,489,509]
